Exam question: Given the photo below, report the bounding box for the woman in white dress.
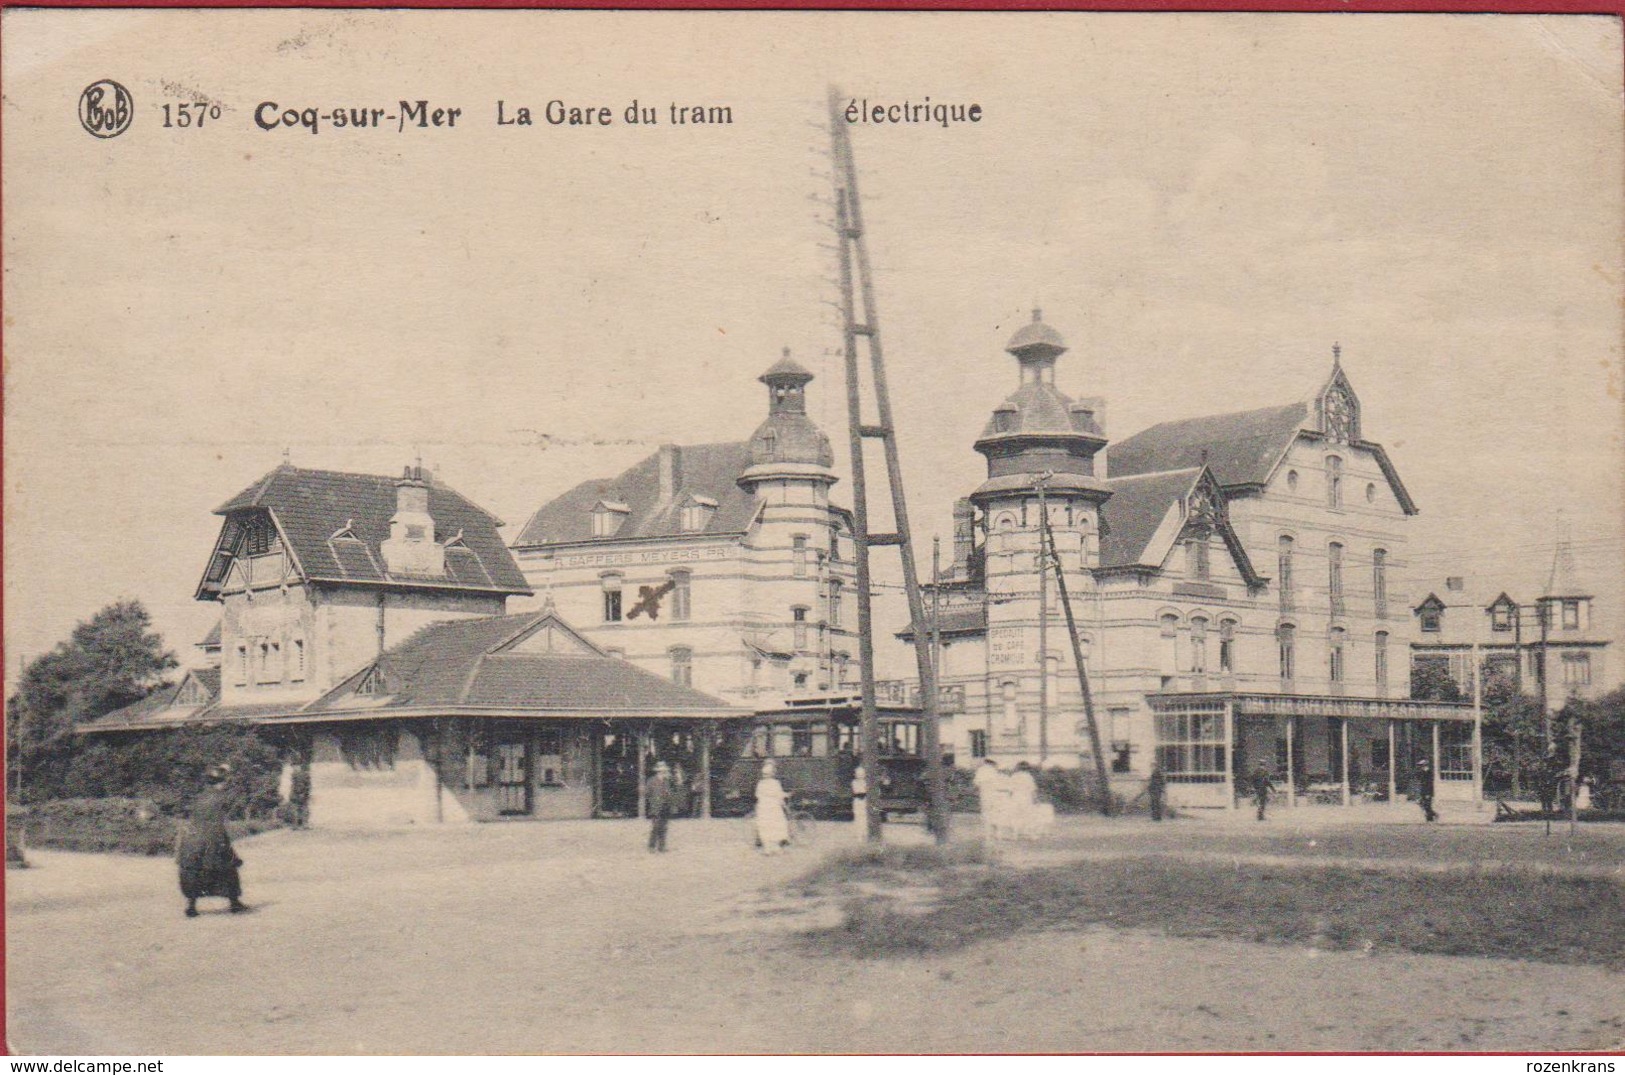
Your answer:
[1008,762,1040,839]
[754,760,790,854]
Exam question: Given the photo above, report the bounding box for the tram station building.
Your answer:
[901,314,1477,809]
[86,463,749,824]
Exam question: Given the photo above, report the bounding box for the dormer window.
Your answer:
[1421,609,1442,633]
[1562,600,1581,630]
[680,495,718,533]
[1491,605,1513,632]
[591,500,630,539]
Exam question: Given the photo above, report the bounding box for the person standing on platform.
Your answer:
[1415,756,1438,822]
[1148,764,1167,822]
[645,761,676,853]
[754,760,790,854]
[1249,766,1274,821]
[177,764,248,918]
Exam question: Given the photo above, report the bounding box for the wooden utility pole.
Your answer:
[1036,472,1113,815]
[1036,479,1050,766]
[828,87,947,843]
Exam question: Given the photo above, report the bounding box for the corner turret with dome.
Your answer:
[739,349,837,485]
[971,309,1110,507]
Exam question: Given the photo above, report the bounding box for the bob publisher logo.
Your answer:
[79,80,133,139]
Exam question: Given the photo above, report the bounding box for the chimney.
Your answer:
[952,498,975,578]
[659,444,682,502]
[396,464,429,517]
[381,463,444,576]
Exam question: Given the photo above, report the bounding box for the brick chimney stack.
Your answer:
[658,444,683,503]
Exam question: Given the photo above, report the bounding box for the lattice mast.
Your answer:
[826,87,948,843]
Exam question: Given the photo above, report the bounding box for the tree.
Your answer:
[1410,661,1465,703]
[7,600,176,803]
[1573,686,1625,799]
[1478,679,1546,797]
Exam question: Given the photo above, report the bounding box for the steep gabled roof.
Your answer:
[1096,468,1205,570]
[308,609,744,717]
[199,465,529,599]
[1108,403,1310,490]
[512,442,761,547]
[1096,467,1263,585]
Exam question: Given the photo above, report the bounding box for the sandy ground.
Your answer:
[7,809,1623,1055]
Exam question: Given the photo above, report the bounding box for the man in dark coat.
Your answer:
[1536,750,1560,816]
[645,761,676,853]
[1249,766,1274,821]
[177,764,247,917]
[1415,757,1438,822]
[1147,765,1167,822]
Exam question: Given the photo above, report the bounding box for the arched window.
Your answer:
[1218,620,1237,674]
[1328,542,1345,617]
[1189,617,1209,673]
[828,580,843,629]
[601,572,624,623]
[1326,456,1344,508]
[1159,613,1180,677]
[1000,679,1020,733]
[1277,623,1296,681]
[791,606,809,651]
[1372,549,1388,619]
[1277,536,1295,611]
[669,647,693,687]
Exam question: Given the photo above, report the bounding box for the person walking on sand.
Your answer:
[754,760,790,854]
[1148,764,1167,822]
[850,764,869,839]
[177,763,248,918]
[1415,756,1438,823]
[645,760,676,853]
[1249,766,1274,821]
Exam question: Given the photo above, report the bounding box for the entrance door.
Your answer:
[495,740,532,815]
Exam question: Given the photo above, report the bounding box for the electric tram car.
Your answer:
[710,701,931,820]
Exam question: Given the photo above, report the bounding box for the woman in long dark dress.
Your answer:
[177,764,247,917]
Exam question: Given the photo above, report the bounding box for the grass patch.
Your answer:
[801,854,1625,968]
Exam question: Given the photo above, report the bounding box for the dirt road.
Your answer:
[8,815,1622,1053]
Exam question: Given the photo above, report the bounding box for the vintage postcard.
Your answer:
[4,8,1622,1058]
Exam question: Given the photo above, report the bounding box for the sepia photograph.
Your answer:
[3,8,1622,1057]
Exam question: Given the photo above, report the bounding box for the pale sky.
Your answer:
[4,11,1621,685]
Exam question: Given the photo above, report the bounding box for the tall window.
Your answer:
[1562,652,1592,686]
[1375,631,1389,691]
[1562,600,1581,630]
[1000,680,1020,733]
[1277,623,1296,681]
[1326,456,1343,508]
[828,580,843,630]
[792,606,809,650]
[1328,542,1345,617]
[670,647,693,687]
[1189,617,1208,673]
[291,638,306,683]
[793,535,809,578]
[234,645,249,687]
[669,570,691,622]
[1372,549,1388,619]
[1186,537,1210,580]
[1218,620,1236,674]
[1329,627,1346,686]
[1159,614,1180,677]
[1277,536,1294,611]
[601,574,623,623]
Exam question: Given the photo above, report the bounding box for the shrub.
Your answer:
[13,797,280,856]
